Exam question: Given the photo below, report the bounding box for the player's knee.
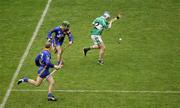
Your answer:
[57,48,63,54]
[98,45,101,49]
[92,45,99,49]
[100,45,105,50]
[35,82,41,87]
[98,44,102,49]
[57,50,62,55]
[103,46,106,50]
[35,83,40,87]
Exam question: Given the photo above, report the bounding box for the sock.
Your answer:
[98,58,102,61]
[23,77,28,82]
[48,92,53,97]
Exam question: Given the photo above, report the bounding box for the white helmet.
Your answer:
[103,11,110,19]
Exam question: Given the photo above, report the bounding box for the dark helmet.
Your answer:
[62,21,70,29]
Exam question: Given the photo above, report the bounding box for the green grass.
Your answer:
[0,0,47,103]
[0,0,180,107]
[6,92,180,108]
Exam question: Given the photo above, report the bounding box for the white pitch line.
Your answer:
[11,89,180,94]
[0,0,52,108]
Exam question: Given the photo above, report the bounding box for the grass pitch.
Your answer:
[0,0,180,108]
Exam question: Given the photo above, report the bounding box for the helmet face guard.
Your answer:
[103,11,110,19]
[62,21,70,29]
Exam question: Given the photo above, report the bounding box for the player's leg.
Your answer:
[17,67,48,86]
[46,75,57,101]
[83,35,101,56]
[27,76,43,86]
[17,76,43,86]
[93,36,105,65]
[83,35,105,64]
[98,42,105,65]
[55,42,64,66]
[47,75,54,94]
[51,39,57,53]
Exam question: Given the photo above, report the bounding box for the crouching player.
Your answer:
[47,21,73,66]
[17,42,62,101]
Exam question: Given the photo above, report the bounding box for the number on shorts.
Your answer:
[95,37,101,44]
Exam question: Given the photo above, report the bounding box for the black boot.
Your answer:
[97,59,104,65]
[83,47,90,56]
[17,79,23,85]
[48,96,57,101]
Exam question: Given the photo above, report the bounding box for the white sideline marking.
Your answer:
[0,0,52,108]
[11,89,180,94]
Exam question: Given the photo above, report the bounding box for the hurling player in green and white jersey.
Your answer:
[83,11,113,65]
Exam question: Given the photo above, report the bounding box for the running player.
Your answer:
[47,21,73,66]
[17,42,61,101]
[83,11,113,65]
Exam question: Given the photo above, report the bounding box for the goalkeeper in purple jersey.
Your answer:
[47,21,73,66]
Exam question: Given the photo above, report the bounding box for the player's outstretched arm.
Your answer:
[67,32,73,46]
[47,27,58,42]
[47,30,53,42]
[109,13,122,23]
[108,13,122,28]
[54,65,62,70]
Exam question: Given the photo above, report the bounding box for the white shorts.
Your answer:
[91,35,103,45]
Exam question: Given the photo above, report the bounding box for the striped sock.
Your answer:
[23,77,28,82]
[48,92,53,97]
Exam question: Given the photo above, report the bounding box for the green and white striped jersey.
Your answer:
[91,16,109,35]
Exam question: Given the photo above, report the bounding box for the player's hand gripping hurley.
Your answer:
[109,13,122,23]
[50,64,63,75]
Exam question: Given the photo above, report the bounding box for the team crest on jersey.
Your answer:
[46,55,50,61]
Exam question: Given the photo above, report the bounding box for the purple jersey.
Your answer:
[47,26,73,44]
[39,49,54,69]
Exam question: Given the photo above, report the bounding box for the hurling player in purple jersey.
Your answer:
[17,42,61,101]
[47,21,73,66]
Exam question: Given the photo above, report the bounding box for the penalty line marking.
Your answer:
[11,89,180,94]
[0,0,53,108]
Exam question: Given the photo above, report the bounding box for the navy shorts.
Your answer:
[52,39,64,47]
[38,66,50,78]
